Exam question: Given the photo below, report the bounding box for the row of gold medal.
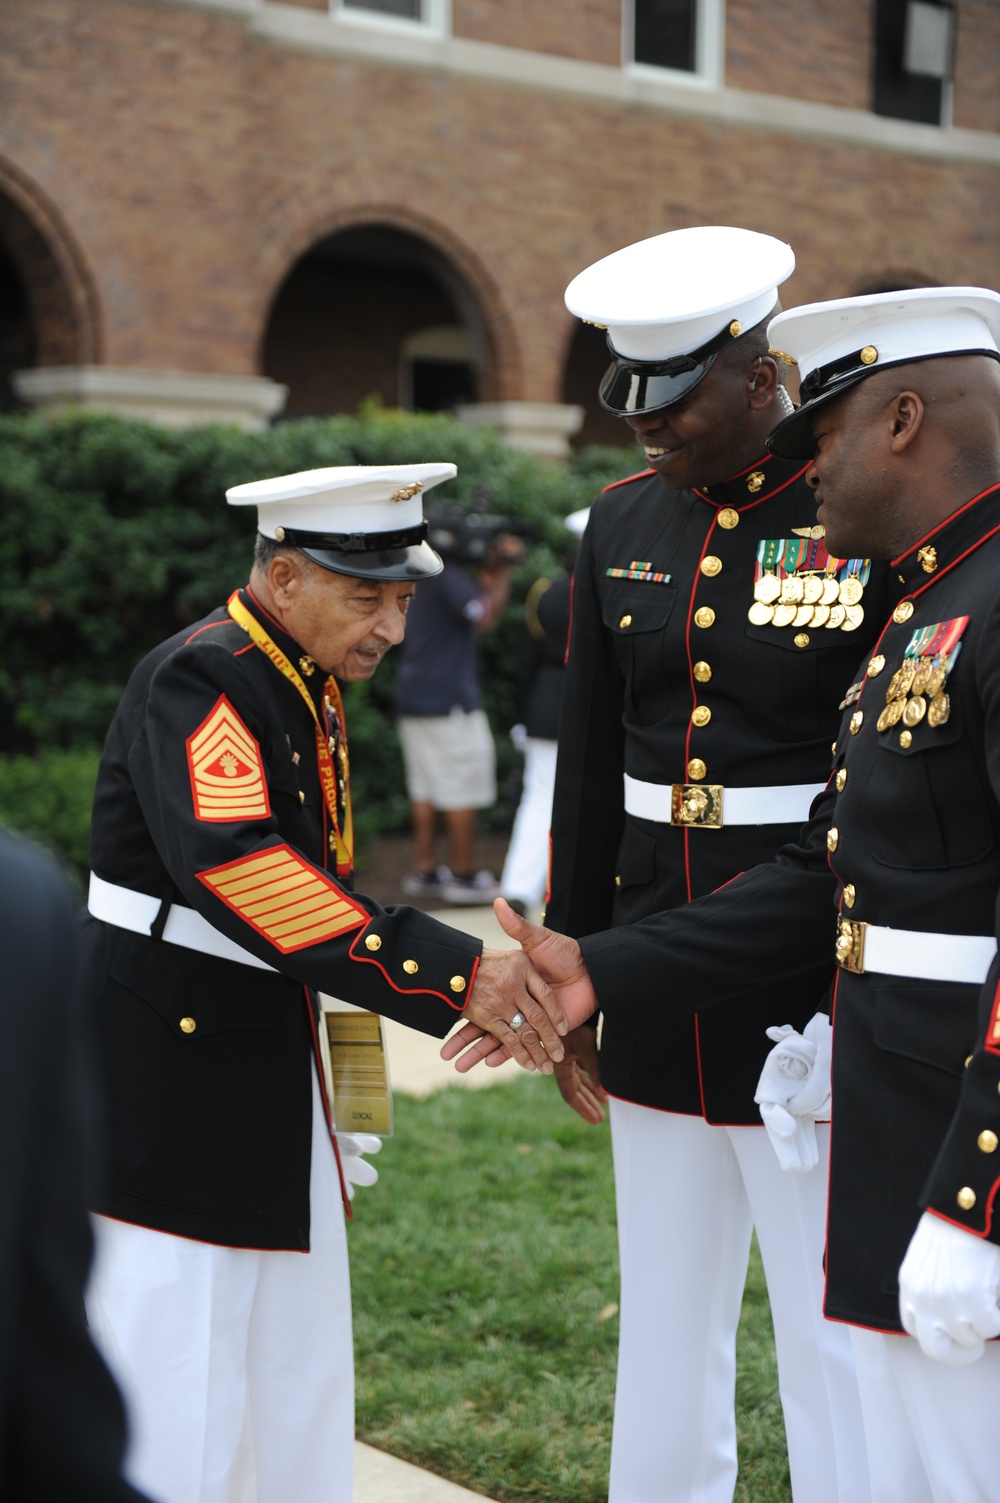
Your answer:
[749,570,866,631]
[875,654,951,732]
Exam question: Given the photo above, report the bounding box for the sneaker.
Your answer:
[401,865,451,897]
[441,870,501,905]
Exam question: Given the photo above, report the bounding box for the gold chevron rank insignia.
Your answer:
[198,844,368,953]
[186,696,270,823]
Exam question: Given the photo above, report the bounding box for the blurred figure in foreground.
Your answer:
[0,829,149,1502]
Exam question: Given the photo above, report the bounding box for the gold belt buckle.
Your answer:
[835,917,867,974]
[671,783,724,828]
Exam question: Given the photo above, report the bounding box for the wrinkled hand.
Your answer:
[899,1211,1000,1365]
[442,900,598,1074]
[461,945,568,1074]
[754,1012,832,1173]
[554,1024,608,1125]
[336,1132,382,1200]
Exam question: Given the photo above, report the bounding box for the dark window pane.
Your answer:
[634,0,697,73]
[873,0,948,125]
[344,0,422,18]
[411,360,477,413]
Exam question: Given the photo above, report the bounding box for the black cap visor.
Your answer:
[301,539,443,581]
[599,353,718,416]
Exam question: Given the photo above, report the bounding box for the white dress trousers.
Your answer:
[850,1326,1000,1503]
[86,1070,353,1503]
[608,1099,871,1503]
[500,736,558,907]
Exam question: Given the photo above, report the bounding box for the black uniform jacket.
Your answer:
[85,588,480,1251]
[520,575,571,742]
[576,482,1000,1331]
[547,456,896,1122]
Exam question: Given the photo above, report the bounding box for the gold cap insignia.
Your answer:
[768,347,798,367]
[390,481,424,503]
[860,346,878,365]
[274,526,285,541]
[729,320,742,337]
[583,319,608,330]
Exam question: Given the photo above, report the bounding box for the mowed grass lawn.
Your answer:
[349,1074,791,1502]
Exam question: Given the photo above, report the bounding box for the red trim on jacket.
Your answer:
[347,927,478,1011]
[601,469,656,493]
[184,619,231,646]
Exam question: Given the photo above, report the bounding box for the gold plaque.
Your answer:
[842,604,865,632]
[860,346,878,365]
[894,601,915,624]
[325,1010,393,1137]
[754,573,782,604]
[671,782,723,828]
[826,604,847,629]
[746,470,765,493]
[772,603,797,627]
[838,575,864,606]
[902,695,927,727]
[718,507,740,529]
[928,692,951,727]
[748,601,775,626]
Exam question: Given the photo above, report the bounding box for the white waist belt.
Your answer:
[839,919,996,986]
[88,872,276,972]
[623,773,825,827]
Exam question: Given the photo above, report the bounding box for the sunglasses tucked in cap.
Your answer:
[226,463,456,581]
[565,226,795,416]
[766,287,1000,460]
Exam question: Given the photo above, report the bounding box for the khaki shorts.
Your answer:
[397,708,496,810]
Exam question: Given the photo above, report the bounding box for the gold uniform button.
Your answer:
[614,875,621,887]
[860,345,878,365]
[694,607,716,629]
[835,769,847,792]
[693,660,712,683]
[850,711,864,734]
[365,934,382,952]
[691,705,712,727]
[831,741,837,755]
[827,827,839,851]
[718,507,739,529]
[402,959,419,975]
[701,555,722,577]
[179,1017,196,1034]
[619,614,632,629]
[794,633,810,648]
[965,1055,973,1068]
[899,730,913,749]
[450,975,467,993]
[894,601,915,624]
[868,655,886,677]
[978,1130,999,1154]
[687,758,707,781]
[957,1186,977,1211]
[329,832,337,851]
[843,883,856,908]
[298,790,305,805]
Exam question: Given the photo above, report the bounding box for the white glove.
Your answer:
[754,1012,832,1173]
[335,1132,382,1200]
[510,723,528,753]
[898,1211,1000,1365]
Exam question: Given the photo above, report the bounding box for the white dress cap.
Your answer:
[565,226,795,361]
[767,287,1000,459]
[226,462,456,541]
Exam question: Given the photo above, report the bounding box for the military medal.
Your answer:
[772,603,797,627]
[842,604,865,632]
[754,574,781,605]
[910,660,932,696]
[924,664,947,699]
[902,695,927,727]
[826,604,847,629]
[810,604,831,627]
[928,692,951,726]
[820,576,841,605]
[780,574,805,604]
[748,600,775,625]
[793,604,814,628]
[838,575,863,606]
[802,575,824,604]
[877,698,906,731]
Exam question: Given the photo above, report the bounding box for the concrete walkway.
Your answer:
[353,903,526,1501]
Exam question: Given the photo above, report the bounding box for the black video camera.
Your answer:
[425,490,534,566]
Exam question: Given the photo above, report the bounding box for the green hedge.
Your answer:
[0,408,636,867]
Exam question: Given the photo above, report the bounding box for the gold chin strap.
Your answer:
[769,347,799,367]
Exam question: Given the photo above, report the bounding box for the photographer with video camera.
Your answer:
[394,497,525,904]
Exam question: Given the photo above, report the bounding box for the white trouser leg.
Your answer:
[851,1327,1000,1503]
[500,738,558,906]
[608,1101,752,1503]
[728,1125,870,1503]
[87,1070,353,1503]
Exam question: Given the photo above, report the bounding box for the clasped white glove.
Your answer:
[510,723,528,753]
[754,1012,832,1173]
[898,1211,1000,1365]
[335,1132,382,1200]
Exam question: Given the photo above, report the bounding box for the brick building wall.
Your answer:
[0,0,997,445]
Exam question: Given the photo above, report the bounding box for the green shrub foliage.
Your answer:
[0,408,636,856]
